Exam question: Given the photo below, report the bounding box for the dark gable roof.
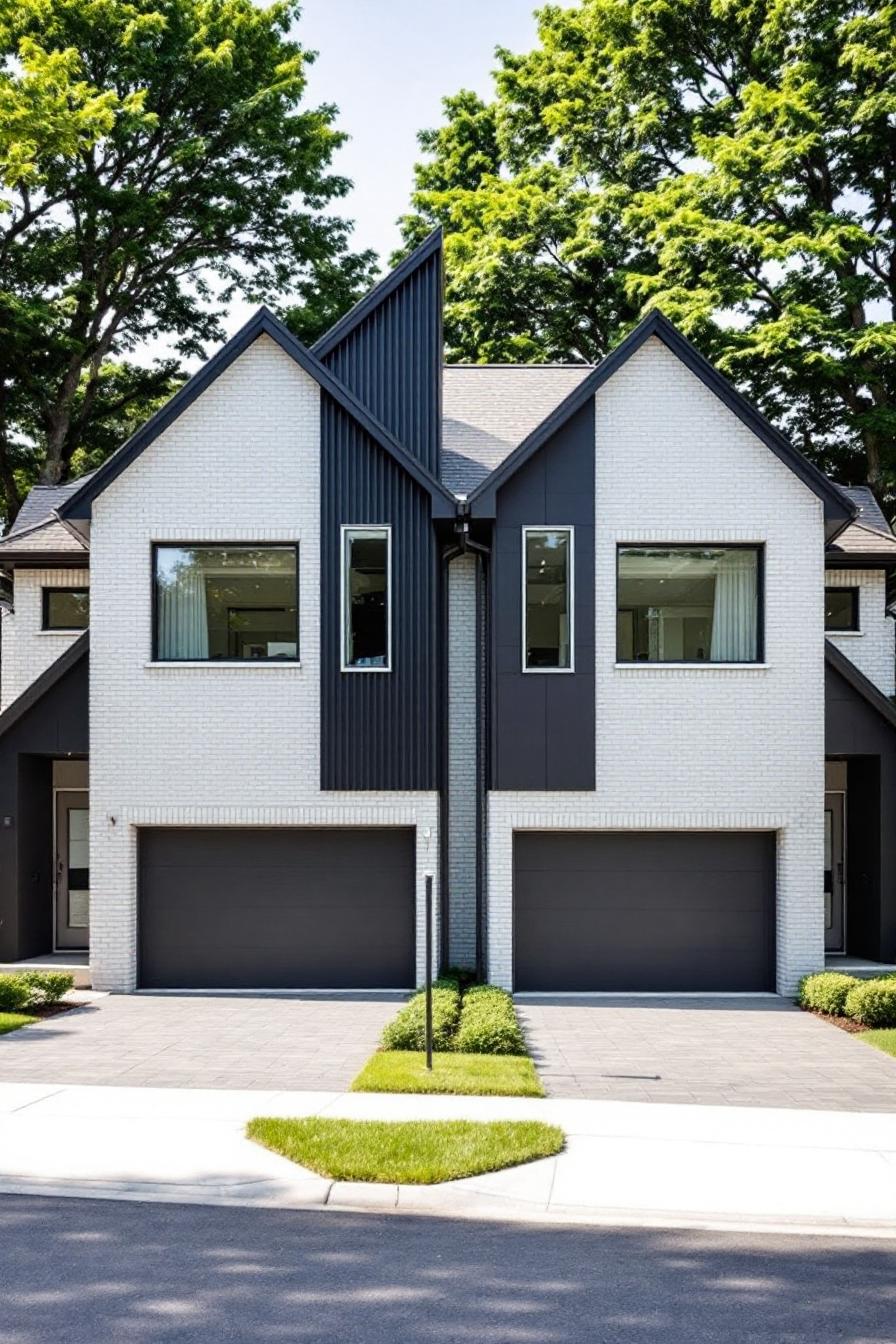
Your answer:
[8,475,95,537]
[58,306,456,522]
[825,638,896,731]
[0,632,88,740]
[466,310,856,537]
[835,485,892,536]
[311,229,442,360]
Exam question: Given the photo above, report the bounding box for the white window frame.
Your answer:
[521,525,575,674]
[341,524,392,673]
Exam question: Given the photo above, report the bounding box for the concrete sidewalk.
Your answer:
[1,1082,894,1238]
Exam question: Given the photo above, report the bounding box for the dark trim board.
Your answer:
[138,826,416,989]
[0,634,88,741]
[512,830,777,992]
[467,311,855,538]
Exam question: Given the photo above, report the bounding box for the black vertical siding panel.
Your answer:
[491,399,596,791]
[322,252,441,477]
[320,394,438,790]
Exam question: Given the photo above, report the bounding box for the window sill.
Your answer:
[37,628,86,636]
[144,661,302,669]
[826,630,863,638]
[614,662,770,670]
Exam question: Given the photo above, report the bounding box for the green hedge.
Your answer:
[797,971,857,1017]
[0,971,74,1013]
[454,985,526,1055]
[381,978,461,1052]
[844,977,896,1028]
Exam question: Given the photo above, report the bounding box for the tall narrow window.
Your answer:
[342,526,391,671]
[523,527,573,670]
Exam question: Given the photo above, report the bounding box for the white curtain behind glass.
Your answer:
[158,556,209,659]
[709,550,757,661]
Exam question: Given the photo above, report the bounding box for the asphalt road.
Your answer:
[1,1196,893,1343]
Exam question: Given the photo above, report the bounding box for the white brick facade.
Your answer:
[0,568,87,712]
[447,553,478,966]
[487,338,825,996]
[825,567,895,696]
[89,336,438,992]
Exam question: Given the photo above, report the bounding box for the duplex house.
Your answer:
[1,230,895,997]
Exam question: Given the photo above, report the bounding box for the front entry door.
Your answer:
[824,791,846,954]
[55,791,89,950]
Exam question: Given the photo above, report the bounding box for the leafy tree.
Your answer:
[0,0,376,526]
[401,0,896,495]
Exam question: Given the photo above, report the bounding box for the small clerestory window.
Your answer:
[825,586,860,632]
[43,587,89,631]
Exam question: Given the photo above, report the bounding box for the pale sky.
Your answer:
[144,0,539,365]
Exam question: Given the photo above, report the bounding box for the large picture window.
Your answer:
[153,545,298,661]
[617,545,762,663]
[342,526,391,671]
[523,527,573,670]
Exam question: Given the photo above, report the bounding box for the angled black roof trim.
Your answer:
[467,310,857,535]
[825,638,896,731]
[58,305,455,520]
[311,228,443,360]
[0,632,88,740]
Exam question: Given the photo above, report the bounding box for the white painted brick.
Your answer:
[0,569,87,711]
[825,568,895,696]
[487,338,826,996]
[447,553,477,967]
[88,335,438,992]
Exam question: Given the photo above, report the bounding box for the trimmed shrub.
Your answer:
[17,970,74,1006]
[797,971,858,1017]
[844,977,896,1028]
[0,974,31,1013]
[381,979,461,1052]
[454,984,526,1056]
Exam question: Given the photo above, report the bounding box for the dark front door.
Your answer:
[824,792,846,954]
[513,831,776,992]
[55,790,89,951]
[138,827,415,989]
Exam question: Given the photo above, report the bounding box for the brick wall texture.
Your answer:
[825,567,895,696]
[0,568,87,712]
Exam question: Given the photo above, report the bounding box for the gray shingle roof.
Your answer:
[7,475,95,538]
[834,485,892,536]
[441,364,594,495]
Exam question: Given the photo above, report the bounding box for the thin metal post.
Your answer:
[425,874,433,1071]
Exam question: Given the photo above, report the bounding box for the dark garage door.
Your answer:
[514,832,775,992]
[139,827,415,989]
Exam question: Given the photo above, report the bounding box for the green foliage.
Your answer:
[380,979,461,1052]
[0,0,376,527]
[247,1115,564,1184]
[797,971,858,1016]
[844,976,896,1028]
[16,969,74,1005]
[454,984,526,1055]
[0,975,30,1012]
[0,969,74,1009]
[401,0,896,496]
[351,1050,543,1097]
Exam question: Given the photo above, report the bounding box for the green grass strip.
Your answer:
[351,1050,543,1096]
[247,1117,564,1184]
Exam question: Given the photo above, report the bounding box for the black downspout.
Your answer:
[438,539,461,974]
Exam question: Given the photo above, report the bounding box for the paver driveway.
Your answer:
[516,996,896,1111]
[0,993,405,1091]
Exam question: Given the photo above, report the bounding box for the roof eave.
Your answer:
[0,632,89,740]
[825,638,896,731]
[466,310,857,534]
[58,305,456,521]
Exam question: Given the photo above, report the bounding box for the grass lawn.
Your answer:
[861,1028,896,1059]
[351,1050,544,1097]
[0,1012,38,1036]
[247,1116,564,1184]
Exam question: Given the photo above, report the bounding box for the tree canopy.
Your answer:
[0,0,376,526]
[400,0,896,496]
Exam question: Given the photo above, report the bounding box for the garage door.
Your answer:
[514,832,775,992]
[139,828,415,989]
